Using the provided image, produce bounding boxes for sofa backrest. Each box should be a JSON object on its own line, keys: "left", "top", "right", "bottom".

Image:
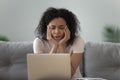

{"left": 0, "top": 41, "right": 120, "bottom": 80}
{"left": 0, "top": 41, "right": 33, "bottom": 80}
{"left": 84, "top": 42, "right": 120, "bottom": 80}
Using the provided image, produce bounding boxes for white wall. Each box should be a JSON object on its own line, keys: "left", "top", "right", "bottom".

{"left": 0, "top": 0, "right": 120, "bottom": 42}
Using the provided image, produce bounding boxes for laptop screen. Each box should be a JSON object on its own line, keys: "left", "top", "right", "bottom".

{"left": 27, "top": 53, "right": 71, "bottom": 80}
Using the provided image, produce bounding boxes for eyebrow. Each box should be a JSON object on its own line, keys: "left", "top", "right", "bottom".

{"left": 59, "top": 25, "right": 65, "bottom": 27}
{"left": 51, "top": 24, "right": 65, "bottom": 26}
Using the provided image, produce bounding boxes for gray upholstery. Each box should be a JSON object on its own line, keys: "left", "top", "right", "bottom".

{"left": 84, "top": 42, "right": 120, "bottom": 80}
{"left": 0, "top": 41, "right": 120, "bottom": 80}
{"left": 0, "top": 41, "right": 33, "bottom": 80}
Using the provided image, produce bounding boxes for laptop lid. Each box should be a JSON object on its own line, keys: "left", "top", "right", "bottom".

{"left": 27, "top": 53, "right": 71, "bottom": 80}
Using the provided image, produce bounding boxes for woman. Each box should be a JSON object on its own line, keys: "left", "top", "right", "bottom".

{"left": 33, "top": 7, "right": 85, "bottom": 79}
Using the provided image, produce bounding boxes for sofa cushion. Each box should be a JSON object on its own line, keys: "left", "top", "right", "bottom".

{"left": 84, "top": 42, "right": 120, "bottom": 80}
{"left": 0, "top": 41, "right": 33, "bottom": 80}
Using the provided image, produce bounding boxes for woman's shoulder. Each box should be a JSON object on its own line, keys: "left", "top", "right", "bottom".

{"left": 33, "top": 37, "right": 49, "bottom": 45}
{"left": 33, "top": 37, "right": 45, "bottom": 44}
{"left": 33, "top": 37, "right": 42, "bottom": 43}
{"left": 74, "top": 36, "right": 84, "bottom": 42}
{"left": 72, "top": 36, "right": 85, "bottom": 46}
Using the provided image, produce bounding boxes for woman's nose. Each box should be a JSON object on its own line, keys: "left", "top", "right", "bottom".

{"left": 54, "top": 29, "right": 60, "bottom": 34}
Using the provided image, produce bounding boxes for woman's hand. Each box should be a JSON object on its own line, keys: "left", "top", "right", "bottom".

{"left": 47, "top": 26, "right": 58, "bottom": 46}
{"left": 47, "top": 26, "right": 58, "bottom": 53}
{"left": 59, "top": 26, "right": 70, "bottom": 46}
{"left": 58, "top": 26, "right": 70, "bottom": 53}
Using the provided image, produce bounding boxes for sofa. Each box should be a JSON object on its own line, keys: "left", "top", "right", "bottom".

{"left": 0, "top": 41, "right": 120, "bottom": 80}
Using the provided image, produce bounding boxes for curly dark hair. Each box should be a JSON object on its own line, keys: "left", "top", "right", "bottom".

{"left": 35, "top": 7, "right": 81, "bottom": 46}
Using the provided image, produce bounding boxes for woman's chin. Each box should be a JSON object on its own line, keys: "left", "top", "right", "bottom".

{"left": 54, "top": 39, "right": 61, "bottom": 42}
{"left": 55, "top": 39, "right": 60, "bottom": 42}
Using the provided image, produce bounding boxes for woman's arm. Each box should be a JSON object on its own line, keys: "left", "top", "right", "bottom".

{"left": 71, "top": 53, "right": 83, "bottom": 77}
{"left": 58, "top": 26, "right": 70, "bottom": 53}
{"left": 33, "top": 38, "right": 44, "bottom": 53}
{"left": 50, "top": 44, "right": 58, "bottom": 53}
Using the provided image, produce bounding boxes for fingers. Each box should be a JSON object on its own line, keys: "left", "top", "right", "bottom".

{"left": 47, "top": 26, "right": 52, "bottom": 40}
{"left": 61, "top": 26, "right": 70, "bottom": 43}
{"left": 65, "top": 26, "right": 70, "bottom": 40}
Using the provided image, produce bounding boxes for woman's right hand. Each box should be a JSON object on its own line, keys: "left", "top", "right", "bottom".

{"left": 47, "top": 26, "right": 58, "bottom": 53}
{"left": 47, "top": 26, "right": 58, "bottom": 46}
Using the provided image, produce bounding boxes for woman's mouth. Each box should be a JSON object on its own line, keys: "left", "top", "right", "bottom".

{"left": 53, "top": 36, "right": 62, "bottom": 40}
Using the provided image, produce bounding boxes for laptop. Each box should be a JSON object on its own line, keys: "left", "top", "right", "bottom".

{"left": 27, "top": 53, "right": 71, "bottom": 80}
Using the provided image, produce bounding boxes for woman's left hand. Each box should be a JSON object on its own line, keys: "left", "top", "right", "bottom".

{"left": 59, "top": 26, "right": 70, "bottom": 46}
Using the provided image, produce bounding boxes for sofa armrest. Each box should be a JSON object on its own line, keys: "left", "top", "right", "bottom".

{"left": 84, "top": 42, "right": 120, "bottom": 80}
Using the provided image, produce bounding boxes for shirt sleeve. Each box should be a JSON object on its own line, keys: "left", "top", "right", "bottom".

{"left": 72, "top": 36, "right": 85, "bottom": 53}
{"left": 33, "top": 38, "right": 44, "bottom": 53}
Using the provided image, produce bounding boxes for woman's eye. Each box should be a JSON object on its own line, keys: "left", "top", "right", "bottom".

{"left": 50, "top": 26, "right": 55, "bottom": 29}
{"left": 59, "top": 27, "right": 65, "bottom": 30}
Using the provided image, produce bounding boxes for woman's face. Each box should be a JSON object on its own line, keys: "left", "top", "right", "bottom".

{"left": 47, "top": 17, "right": 67, "bottom": 42}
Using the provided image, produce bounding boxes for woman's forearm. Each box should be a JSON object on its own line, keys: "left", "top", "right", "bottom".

{"left": 58, "top": 45, "right": 66, "bottom": 53}
{"left": 71, "top": 63, "right": 75, "bottom": 77}
{"left": 50, "top": 45, "right": 58, "bottom": 53}
{"left": 70, "top": 53, "right": 83, "bottom": 77}
{"left": 50, "top": 44, "right": 66, "bottom": 53}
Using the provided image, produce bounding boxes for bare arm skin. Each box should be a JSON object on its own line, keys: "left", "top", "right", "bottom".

{"left": 71, "top": 53, "right": 83, "bottom": 77}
